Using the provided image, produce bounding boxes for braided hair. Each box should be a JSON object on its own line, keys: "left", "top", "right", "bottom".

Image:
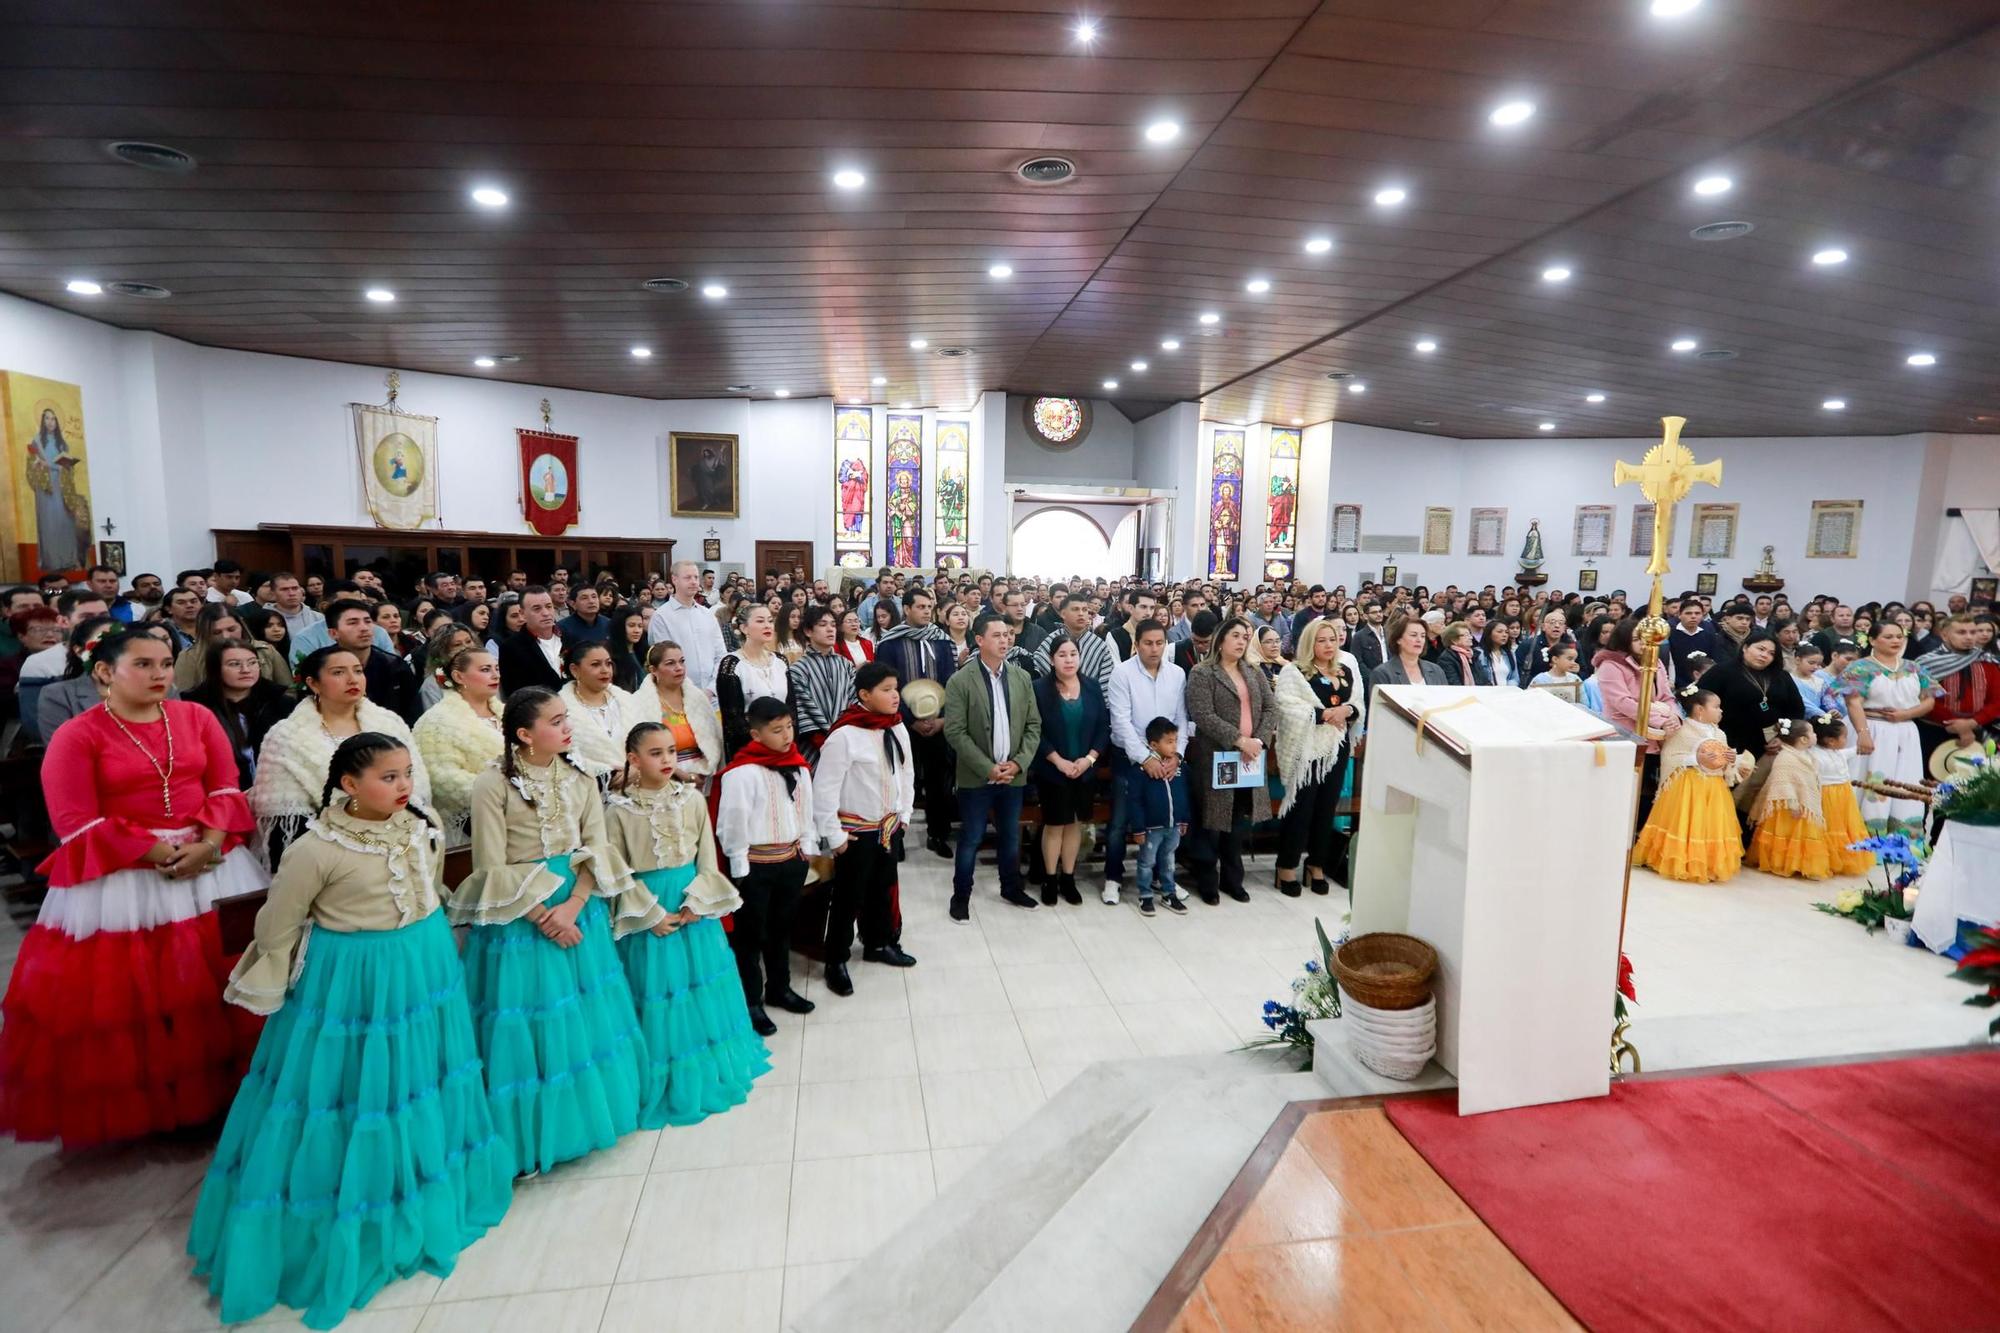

{"left": 319, "top": 731, "right": 438, "bottom": 829}
{"left": 618, "top": 720, "right": 670, "bottom": 792}
{"left": 499, "top": 686, "right": 590, "bottom": 798}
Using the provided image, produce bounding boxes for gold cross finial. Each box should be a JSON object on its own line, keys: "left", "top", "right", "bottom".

{"left": 1613, "top": 416, "right": 1722, "bottom": 576}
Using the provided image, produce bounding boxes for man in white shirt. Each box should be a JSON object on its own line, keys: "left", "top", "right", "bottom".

{"left": 204, "top": 559, "right": 254, "bottom": 606}
{"left": 1104, "top": 619, "right": 1187, "bottom": 904}
{"left": 648, "top": 559, "right": 728, "bottom": 691}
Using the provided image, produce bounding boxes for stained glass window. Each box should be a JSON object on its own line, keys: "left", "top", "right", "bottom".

{"left": 1207, "top": 427, "right": 1246, "bottom": 580}
{"left": 935, "top": 418, "right": 970, "bottom": 563}
{"left": 834, "top": 406, "right": 873, "bottom": 565}
{"left": 1263, "top": 427, "right": 1300, "bottom": 579}
{"left": 886, "top": 412, "right": 923, "bottom": 569}
{"left": 1029, "top": 396, "right": 1086, "bottom": 445}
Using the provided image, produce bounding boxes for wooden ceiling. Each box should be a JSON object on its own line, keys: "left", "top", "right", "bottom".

{"left": 2, "top": 0, "right": 1998, "bottom": 438}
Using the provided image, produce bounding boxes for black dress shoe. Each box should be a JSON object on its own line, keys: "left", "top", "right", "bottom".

{"left": 824, "top": 962, "right": 854, "bottom": 996}
{"left": 1198, "top": 888, "right": 1221, "bottom": 906}
{"left": 863, "top": 944, "right": 918, "bottom": 968}
{"left": 765, "top": 987, "right": 815, "bottom": 1015}
{"left": 1222, "top": 885, "right": 1251, "bottom": 903}
{"left": 1059, "top": 873, "right": 1082, "bottom": 906}
{"left": 949, "top": 895, "right": 970, "bottom": 922}
{"left": 1000, "top": 887, "right": 1040, "bottom": 910}
{"left": 927, "top": 835, "right": 953, "bottom": 859}
{"left": 1279, "top": 879, "right": 1303, "bottom": 898}
{"left": 1041, "top": 880, "right": 1059, "bottom": 906}
{"left": 747, "top": 1005, "right": 777, "bottom": 1037}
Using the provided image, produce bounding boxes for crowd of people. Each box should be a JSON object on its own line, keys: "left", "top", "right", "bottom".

{"left": 0, "top": 550, "right": 1993, "bottom": 1327}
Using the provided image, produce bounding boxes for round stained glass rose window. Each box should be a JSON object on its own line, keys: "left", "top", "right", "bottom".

{"left": 1023, "top": 395, "right": 1093, "bottom": 449}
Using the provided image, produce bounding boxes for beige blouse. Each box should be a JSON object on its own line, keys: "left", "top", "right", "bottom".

{"left": 604, "top": 782, "right": 741, "bottom": 920}
{"left": 223, "top": 805, "right": 446, "bottom": 1015}
{"left": 448, "top": 757, "right": 640, "bottom": 930}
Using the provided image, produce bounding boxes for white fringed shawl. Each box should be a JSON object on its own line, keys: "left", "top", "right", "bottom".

{"left": 1272, "top": 656, "right": 1363, "bottom": 818}
{"left": 559, "top": 681, "right": 647, "bottom": 779}
{"left": 249, "top": 696, "right": 432, "bottom": 859}
{"left": 629, "top": 677, "right": 724, "bottom": 777}
{"left": 411, "top": 688, "right": 504, "bottom": 840}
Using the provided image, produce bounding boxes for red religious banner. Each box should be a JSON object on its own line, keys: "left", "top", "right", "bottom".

{"left": 518, "top": 429, "right": 580, "bottom": 535}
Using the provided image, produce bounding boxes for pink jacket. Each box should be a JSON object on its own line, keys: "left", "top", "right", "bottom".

{"left": 1593, "top": 651, "right": 1681, "bottom": 754}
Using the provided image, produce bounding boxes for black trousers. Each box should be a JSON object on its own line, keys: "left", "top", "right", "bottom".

{"left": 1190, "top": 790, "right": 1251, "bottom": 896}
{"left": 731, "top": 858, "right": 807, "bottom": 1003}
{"left": 825, "top": 835, "right": 899, "bottom": 962}
{"left": 1278, "top": 753, "right": 1350, "bottom": 877}
{"left": 908, "top": 725, "right": 957, "bottom": 835}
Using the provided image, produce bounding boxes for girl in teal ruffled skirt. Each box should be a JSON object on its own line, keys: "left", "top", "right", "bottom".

{"left": 189, "top": 733, "right": 513, "bottom": 1329}
{"left": 606, "top": 723, "right": 769, "bottom": 1127}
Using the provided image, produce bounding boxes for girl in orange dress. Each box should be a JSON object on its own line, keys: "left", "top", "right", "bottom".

{"left": 1813, "top": 712, "right": 1873, "bottom": 877}
{"left": 1633, "top": 687, "right": 1750, "bottom": 882}
{"left": 1747, "top": 717, "right": 1832, "bottom": 879}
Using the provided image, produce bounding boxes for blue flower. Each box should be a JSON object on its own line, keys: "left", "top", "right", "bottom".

{"left": 1262, "top": 999, "right": 1282, "bottom": 1015}
{"left": 1262, "top": 1014, "right": 1281, "bottom": 1030}
{"left": 1304, "top": 960, "right": 1320, "bottom": 974}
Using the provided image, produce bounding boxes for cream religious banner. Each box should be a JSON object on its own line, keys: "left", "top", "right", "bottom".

{"left": 351, "top": 402, "right": 439, "bottom": 530}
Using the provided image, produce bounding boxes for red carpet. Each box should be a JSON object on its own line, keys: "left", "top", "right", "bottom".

{"left": 1385, "top": 1052, "right": 2000, "bottom": 1333}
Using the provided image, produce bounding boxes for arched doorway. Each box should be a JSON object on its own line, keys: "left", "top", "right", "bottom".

{"left": 1011, "top": 506, "right": 1138, "bottom": 580}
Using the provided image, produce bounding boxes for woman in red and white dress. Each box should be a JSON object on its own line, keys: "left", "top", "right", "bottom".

{"left": 0, "top": 630, "right": 268, "bottom": 1147}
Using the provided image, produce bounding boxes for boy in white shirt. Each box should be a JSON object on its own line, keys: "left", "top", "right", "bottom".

{"left": 812, "top": 662, "right": 919, "bottom": 996}
{"left": 713, "top": 695, "right": 817, "bottom": 1034}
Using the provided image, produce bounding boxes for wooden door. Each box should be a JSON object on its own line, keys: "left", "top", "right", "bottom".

{"left": 753, "top": 541, "right": 813, "bottom": 583}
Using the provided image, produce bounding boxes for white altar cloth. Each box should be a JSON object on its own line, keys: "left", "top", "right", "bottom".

{"left": 1911, "top": 820, "right": 2000, "bottom": 955}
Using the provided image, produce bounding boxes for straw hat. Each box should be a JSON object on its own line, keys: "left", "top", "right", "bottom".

{"left": 902, "top": 677, "right": 947, "bottom": 721}
{"left": 1928, "top": 740, "right": 1983, "bottom": 784}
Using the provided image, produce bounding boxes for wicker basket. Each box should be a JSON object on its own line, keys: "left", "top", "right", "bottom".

{"left": 1332, "top": 932, "right": 1438, "bottom": 1012}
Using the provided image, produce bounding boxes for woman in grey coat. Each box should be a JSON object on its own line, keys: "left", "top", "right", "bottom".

{"left": 1185, "top": 616, "right": 1278, "bottom": 905}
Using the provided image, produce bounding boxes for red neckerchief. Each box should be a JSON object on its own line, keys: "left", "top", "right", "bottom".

{"left": 828, "top": 704, "right": 900, "bottom": 736}
{"left": 706, "top": 737, "right": 809, "bottom": 828}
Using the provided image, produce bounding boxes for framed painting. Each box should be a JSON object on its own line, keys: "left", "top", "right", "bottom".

{"left": 1577, "top": 567, "right": 1598, "bottom": 592}
{"left": 1970, "top": 576, "right": 1997, "bottom": 608}
{"left": 669, "top": 431, "right": 739, "bottom": 518}
{"left": 1688, "top": 502, "right": 1738, "bottom": 560}
{"left": 98, "top": 538, "right": 125, "bottom": 576}
{"left": 1381, "top": 564, "right": 1400, "bottom": 585}
{"left": 702, "top": 537, "right": 722, "bottom": 561}
{"left": 0, "top": 372, "right": 95, "bottom": 579}
{"left": 1695, "top": 572, "right": 1719, "bottom": 596}
{"left": 1329, "top": 503, "right": 1361, "bottom": 553}
{"left": 1422, "top": 507, "right": 1452, "bottom": 556}
{"left": 1468, "top": 507, "right": 1507, "bottom": 557}
{"left": 1807, "top": 500, "right": 1862, "bottom": 558}
{"left": 1572, "top": 504, "right": 1613, "bottom": 557}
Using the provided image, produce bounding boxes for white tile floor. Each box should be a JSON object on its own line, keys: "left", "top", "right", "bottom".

{"left": 0, "top": 833, "right": 1980, "bottom": 1332}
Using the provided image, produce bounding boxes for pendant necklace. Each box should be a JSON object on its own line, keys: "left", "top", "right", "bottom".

{"left": 106, "top": 702, "right": 177, "bottom": 816}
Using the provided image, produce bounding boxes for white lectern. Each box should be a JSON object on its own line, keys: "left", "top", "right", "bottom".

{"left": 1352, "top": 685, "right": 1636, "bottom": 1115}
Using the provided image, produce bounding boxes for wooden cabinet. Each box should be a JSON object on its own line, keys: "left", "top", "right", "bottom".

{"left": 214, "top": 525, "right": 675, "bottom": 596}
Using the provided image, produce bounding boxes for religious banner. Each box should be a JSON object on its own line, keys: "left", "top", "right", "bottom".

{"left": 1688, "top": 502, "right": 1738, "bottom": 560}
{"left": 833, "top": 406, "right": 873, "bottom": 566}
{"left": 1572, "top": 504, "right": 1613, "bottom": 557}
{"left": 518, "top": 428, "right": 579, "bottom": 535}
{"left": 886, "top": 412, "right": 923, "bottom": 568}
{"left": 1263, "top": 427, "right": 1300, "bottom": 579}
{"left": 1807, "top": 499, "right": 1862, "bottom": 558}
{"left": 1206, "top": 426, "right": 1245, "bottom": 580}
{"left": 1423, "top": 506, "right": 1453, "bottom": 556}
{"left": 934, "top": 418, "right": 970, "bottom": 566}
{"left": 1469, "top": 506, "right": 1507, "bottom": 557}
{"left": 1329, "top": 503, "right": 1361, "bottom": 553}
{"left": 351, "top": 400, "right": 438, "bottom": 530}
{"left": 0, "top": 371, "right": 94, "bottom": 580}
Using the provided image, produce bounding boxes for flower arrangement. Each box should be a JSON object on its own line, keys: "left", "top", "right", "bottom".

{"left": 1935, "top": 741, "right": 1999, "bottom": 827}
{"left": 1247, "top": 917, "right": 1345, "bottom": 1053}
{"left": 1814, "top": 833, "right": 1923, "bottom": 933}
{"left": 1952, "top": 924, "right": 2000, "bottom": 1037}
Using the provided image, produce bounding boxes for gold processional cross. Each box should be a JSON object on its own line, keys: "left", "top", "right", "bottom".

{"left": 1607, "top": 415, "right": 1721, "bottom": 1076}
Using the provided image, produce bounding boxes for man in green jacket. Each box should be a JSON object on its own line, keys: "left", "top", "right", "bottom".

{"left": 942, "top": 611, "right": 1041, "bottom": 920}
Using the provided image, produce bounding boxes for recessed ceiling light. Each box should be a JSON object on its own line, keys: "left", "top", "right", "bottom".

{"left": 908, "top": 338, "right": 928, "bottom": 349}
{"left": 1198, "top": 311, "right": 1220, "bottom": 325}
{"left": 1671, "top": 338, "right": 1698, "bottom": 352}
{"left": 1907, "top": 352, "right": 1937, "bottom": 366}
{"left": 699, "top": 283, "right": 728, "bottom": 301}
{"left": 1414, "top": 339, "right": 1437, "bottom": 353}
{"left": 831, "top": 168, "right": 867, "bottom": 190}
{"left": 1102, "top": 379, "right": 1120, "bottom": 390}
{"left": 1651, "top": 0, "right": 1701, "bottom": 15}
{"left": 1692, "top": 175, "right": 1732, "bottom": 196}
{"left": 1245, "top": 278, "right": 1271, "bottom": 294}
{"left": 1822, "top": 398, "right": 1846, "bottom": 411}
{"left": 872, "top": 375, "right": 888, "bottom": 386}
{"left": 1373, "top": 186, "right": 1408, "bottom": 206}
{"left": 1489, "top": 100, "right": 1536, "bottom": 127}
{"left": 1130, "top": 360, "right": 1148, "bottom": 372}
{"left": 1586, "top": 392, "right": 1607, "bottom": 403}
{"left": 630, "top": 346, "right": 652, "bottom": 359}
{"left": 774, "top": 388, "right": 790, "bottom": 398}
{"left": 469, "top": 185, "right": 509, "bottom": 208}
{"left": 1161, "top": 338, "right": 1181, "bottom": 351}
{"left": 1303, "top": 236, "right": 1333, "bottom": 255}
{"left": 1811, "top": 247, "right": 1849, "bottom": 266}
{"left": 1347, "top": 382, "right": 1367, "bottom": 394}
{"left": 987, "top": 264, "right": 1013, "bottom": 279}
{"left": 473, "top": 356, "right": 496, "bottom": 369}
{"left": 65, "top": 279, "right": 102, "bottom": 296}
{"left": 1143, "top": 119, "right": 1181, "bottom": 144}
{"left": 1541, "top": 266, "right": 1571, "bottom": 283}
{"left": 364, "top": 287, "right": 395, "bottom": 303}
{"left": 1074, "top": 19, "right": 1098, "bottom": 43}
{"left": 1538, "top": 422, "right": 1556, "bottom": 431}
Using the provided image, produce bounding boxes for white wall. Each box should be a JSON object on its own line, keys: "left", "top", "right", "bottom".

{"left": 1004, "top": 396, "right": 1136, "bottom": 485}
{"left": 1135, "top": 402, "right": 1200, "bottom": 577}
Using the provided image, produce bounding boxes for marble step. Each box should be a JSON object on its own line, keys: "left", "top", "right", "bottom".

{"left": 1629, "top": 1000, "right": 1994, "bottom": 1073}
{"left": 788, "top": 1048, "right": 1311, "bottom": 1333}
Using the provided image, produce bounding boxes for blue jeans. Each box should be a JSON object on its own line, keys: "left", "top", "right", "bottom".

{"left": 953, "top": 783, "right": 1024, "bottom": 900}
{"left": 1102, "top": 758, "right": 1132, "bottom": 882}
{"left": 1135, "top": 825, "right": 1182, "bottom": 901}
